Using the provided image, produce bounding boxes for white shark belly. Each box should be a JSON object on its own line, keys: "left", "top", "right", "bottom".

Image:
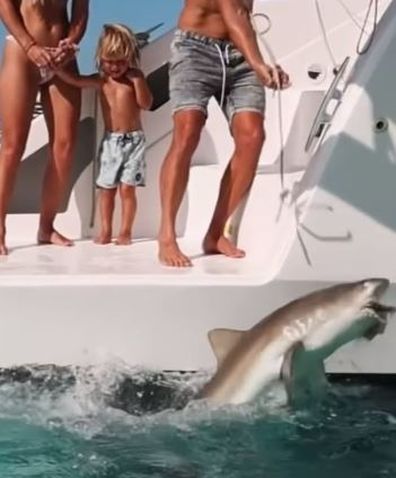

{"left": 303, "top": 316, "right": 373, "bottom": 359}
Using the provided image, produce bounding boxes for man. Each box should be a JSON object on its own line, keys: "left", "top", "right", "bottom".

{"left": 0, "top": 0, "right": 89, "bottom": 255}
{"left": 158, "top": 0, "right": 290, "bottom": 267}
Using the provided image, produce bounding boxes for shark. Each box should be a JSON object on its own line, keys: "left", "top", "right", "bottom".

{"left": 198, "top": 278, "right": 395, "bottom": 406}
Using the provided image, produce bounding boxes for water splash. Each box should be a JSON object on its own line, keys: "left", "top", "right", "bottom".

{"left": 1, "top": 364, "right": 396, "bottom": 477}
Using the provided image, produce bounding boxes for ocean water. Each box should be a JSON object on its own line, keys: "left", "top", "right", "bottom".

{"left": 0, "top": 364, "right": 396, "bottom": 478}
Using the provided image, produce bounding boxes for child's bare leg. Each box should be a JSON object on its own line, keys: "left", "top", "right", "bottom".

{"left": 95, "top": 188, "right": 116, "bottom": 244}
{"left": 0, "top": 41, "right": 39, "bottom": 255}
{"left": 115, "top": 183, "right": 136, "bottom": 245}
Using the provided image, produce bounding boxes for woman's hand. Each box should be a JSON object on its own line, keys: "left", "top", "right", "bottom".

{"left": 25, "top": 43, "right": 56, "bottom": 69}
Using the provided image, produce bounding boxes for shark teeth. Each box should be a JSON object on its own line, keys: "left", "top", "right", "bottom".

{"left": 364, "top": 302, "right": 396, "bottom": 322}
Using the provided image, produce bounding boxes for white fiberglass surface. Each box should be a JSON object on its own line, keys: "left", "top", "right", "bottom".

{"left": 0, "top": 239, "right": 275, "bottom": 286}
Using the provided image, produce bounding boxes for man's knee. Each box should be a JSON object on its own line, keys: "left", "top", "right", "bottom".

{"left": 172, "top": 113, "right": 205, "bottom": 156}
{"left": 235, "top": 124, "right": 265, "bottom": 149}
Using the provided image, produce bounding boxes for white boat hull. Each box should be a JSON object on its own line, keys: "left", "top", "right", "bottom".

{"left": 1, "top": 0, "right": 395, "bottom": 373}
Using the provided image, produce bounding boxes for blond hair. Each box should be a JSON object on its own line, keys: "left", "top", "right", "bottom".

{"left": 95, "top": 23, "right": 140, "bottom": 70}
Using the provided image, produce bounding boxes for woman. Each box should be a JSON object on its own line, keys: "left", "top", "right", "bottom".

{"left": 0, "top": 0, "right": 89, "bottom": 255}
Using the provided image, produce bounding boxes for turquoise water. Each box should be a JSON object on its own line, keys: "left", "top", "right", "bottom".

{"left": 0, "top": 365, "right": 396, "bottom": 478}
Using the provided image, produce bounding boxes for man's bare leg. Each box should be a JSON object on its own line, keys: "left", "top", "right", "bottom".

{"left": 39, "top": 74, "right": 81, "bottom": 246}
{"left": 0, "top": 41, "right": 39, "bottom": 255}
{"left": 158, "top": 110, "right": 205, "bottom": 267}
{"left": 115, "top": 183, "right": 136, "bottom": 245}
{"left": 203, "top": 112, "right": 265, "bottom": 257}
{"left": 95, "top": 188, "right": 116, "bottom": 244}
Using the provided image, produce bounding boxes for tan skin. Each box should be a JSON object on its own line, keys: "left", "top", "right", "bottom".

{"left": 0, "top": 0, "right": 89, "bottom": 255}
{"left": 55, "top": 58, "right": 153, "bottom": 245}
{"left": 158, "top": 0, "right": 290, "bottom": 267}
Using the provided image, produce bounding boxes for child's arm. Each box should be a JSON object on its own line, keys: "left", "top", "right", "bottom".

{"left": 55, "top": 69, "right": 101, "bottom": 89}
{"left": 128, "top": 68, "right": 153, "bottom": 110}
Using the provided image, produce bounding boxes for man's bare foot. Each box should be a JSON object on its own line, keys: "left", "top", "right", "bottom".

{"left": 203, "top": 235, "right": 245, "bottom": 258}
{"left": 94, "top": 232, "right": 112, "bottom": 245}
{"left": 158, "top": 240, "right": 192, "bottom": 267}
{"left": 115, "top": 234, "right": 132, "bottom": 246}
{"left": 38, "top": 229, "right": 74, "bottom": 247}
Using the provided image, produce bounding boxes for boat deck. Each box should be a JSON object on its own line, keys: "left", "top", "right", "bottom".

{"left": 0, "top": 239, "right": 271, "bottom": 286}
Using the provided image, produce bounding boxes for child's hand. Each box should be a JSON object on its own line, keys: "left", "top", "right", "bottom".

{"left": 53, "top": 39, "right": 79, "bottom": 67}
{"left": 58, "top": 38, "right": 79, "bottom": 53}
{"left": 128, "top": 67, "right": 144, "bottom": 79}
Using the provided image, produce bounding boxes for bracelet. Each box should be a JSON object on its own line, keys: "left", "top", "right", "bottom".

{"left": 24, "top": 40, "right": 36, "bottom": 53}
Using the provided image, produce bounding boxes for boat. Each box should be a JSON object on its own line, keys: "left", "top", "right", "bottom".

{"left": 1, "top": 0, "right": 395, "bottom": 374}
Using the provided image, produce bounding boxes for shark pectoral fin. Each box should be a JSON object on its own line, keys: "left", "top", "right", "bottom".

{"left": 364, "top": 319, "right": 387, "bottom": 340}
{"left": 208, "top": 328, "right": 245, "bottom": 367}
{"left": 281, "top": 343, "right": 327, "bottom": 406}
{"left": 280, "top": 342, "right": 306, "bottom": 404}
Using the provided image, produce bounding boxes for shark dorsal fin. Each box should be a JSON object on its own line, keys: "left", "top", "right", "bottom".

{"left": 208, "top": 328, "right": 244, "bottom": 367}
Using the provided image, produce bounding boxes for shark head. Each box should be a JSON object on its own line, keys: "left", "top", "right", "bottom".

{"left": 347, "top": 278, "right": 394, "bottom": 322}
{"left": 313, "top": 278, "right": 393, "bottom": 322}
{"left": 302, "top": 278, "right": 395, "bottom": 355}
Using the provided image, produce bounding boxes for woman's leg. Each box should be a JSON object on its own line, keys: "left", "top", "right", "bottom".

{"left": 0, "top": 40, "right": 39, "bottom": 255}
{"left": 39, "top": 70, "right": 81, "bottom": 246}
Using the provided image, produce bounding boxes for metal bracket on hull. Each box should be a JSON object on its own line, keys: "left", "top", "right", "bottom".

{"left": 305, "top": 56, "right": 350, "bottom": 153}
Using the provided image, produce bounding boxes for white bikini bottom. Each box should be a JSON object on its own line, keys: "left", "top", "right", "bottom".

{"left": 6, "top": 35, "right": 54, "bottom": 85}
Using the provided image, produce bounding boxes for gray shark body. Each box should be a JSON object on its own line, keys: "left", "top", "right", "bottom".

{"left": 199, "top": 279, "right": 395, "bottom": 405}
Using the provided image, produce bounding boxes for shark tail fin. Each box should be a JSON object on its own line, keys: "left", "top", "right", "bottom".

{"left": 208, "top": 328, "right": 245, "bottom": 367}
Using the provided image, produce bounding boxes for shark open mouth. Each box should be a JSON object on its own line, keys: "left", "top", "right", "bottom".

{"left": 364, "top": 301, "right": 396, "bottom": 323}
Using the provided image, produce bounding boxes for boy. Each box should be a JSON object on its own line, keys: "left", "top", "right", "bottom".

{"left": 55, "top": 23, "right": 152, "bottom": 245}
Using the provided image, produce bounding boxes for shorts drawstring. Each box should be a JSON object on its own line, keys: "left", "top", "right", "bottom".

{"left": 114, "top": 132, "right": 143, "bottom": 148}
{"left": 117, "top": 133, "right": 130, "bottom": 148}
{"left": 214, "top": 43, "right": 231, "bottom": 109}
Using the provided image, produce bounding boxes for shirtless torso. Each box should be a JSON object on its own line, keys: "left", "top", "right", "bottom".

{"left": 179, "top": 0, "right": 253, "bottom": 39}
{"left": 17, "top": 0, "right": 70, "bottom": 48}
{"left": 99, "top": 76, "right": 144, "bottom": 133}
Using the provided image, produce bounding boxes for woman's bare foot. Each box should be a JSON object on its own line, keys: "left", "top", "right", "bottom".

{"left": 115, "top": 234, "right": 132, "bottom": 246}
{"left": 94, "top": 232, "right": 112, "bottom": 245}
{"left": 203, "top": 235, "right": 245, "bottom": 258}
{"left": 158, "top": 239, "right": 192, "bottom": 267}
{"left": 0, "top": 238, "right": 8, "bottom": 256}
{"left": 38, "top": 229, "right": 74, "bottom": 247}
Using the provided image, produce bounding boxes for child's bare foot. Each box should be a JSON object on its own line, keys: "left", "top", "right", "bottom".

{"left": 115, "top": 234, "right": 132, "bottom": 246}
{"left": 158, "top": 239, "right": 192, "bottom": 267}
{"left": 94, "top": 232, "right": 112, "bottom": 245}
{"left": 38, "top": 229, "right": 74, "bottom": 247}
{"left": 203, "top": 234, "right": 245, "bottom": 258}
